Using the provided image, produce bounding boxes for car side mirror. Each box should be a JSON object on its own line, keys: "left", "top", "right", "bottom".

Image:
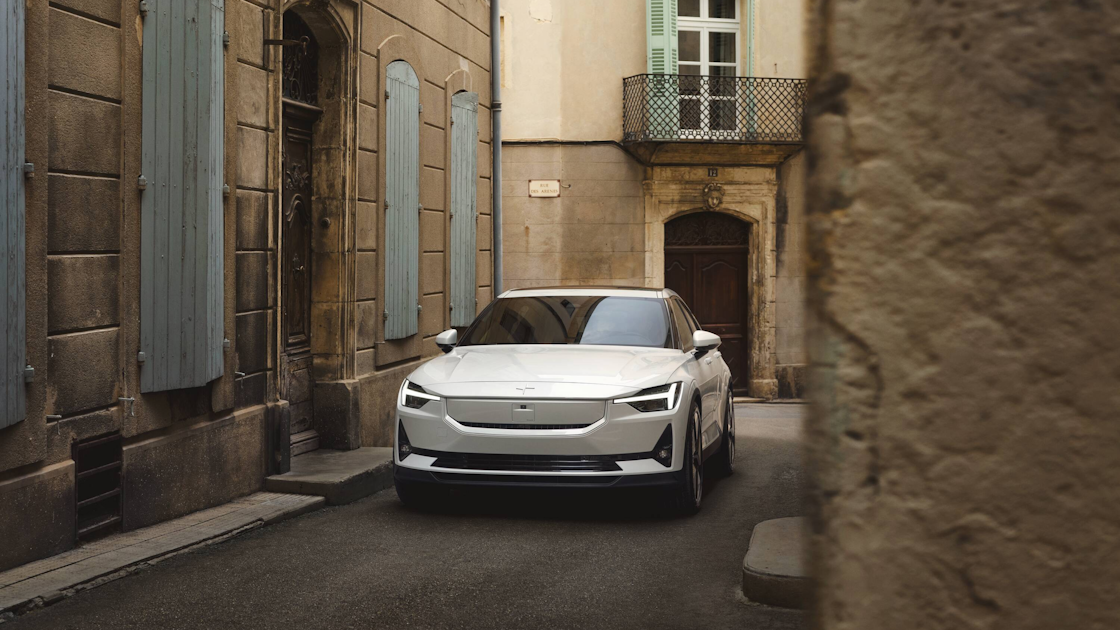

{"left": 692, "top": 330, "right": 721, "bottom": 355}
{"left": 435, "top": 329, "right": 458, "bottom": 353}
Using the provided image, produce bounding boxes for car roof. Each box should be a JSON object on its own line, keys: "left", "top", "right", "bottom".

{"left": 498, "top": 286, "right": 679, "bottom": 299}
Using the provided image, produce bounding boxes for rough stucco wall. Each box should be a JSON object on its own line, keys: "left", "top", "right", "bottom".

{"left": 806, "top": 1, "right": 1120, "bottom": 629}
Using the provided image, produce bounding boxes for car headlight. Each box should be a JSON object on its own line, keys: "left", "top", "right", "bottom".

{"left": 399, "top": 379, "right": 440, "bottom": 409}
{"left": 613, "top": 382, "right": 681, "bottom": 413}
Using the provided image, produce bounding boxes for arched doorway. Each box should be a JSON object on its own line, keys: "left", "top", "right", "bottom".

{"left": 664, "top": 212, "right": 751, "bottom": 390}
{"left": 281, "top": 10, "right": 322, "bottom": 455}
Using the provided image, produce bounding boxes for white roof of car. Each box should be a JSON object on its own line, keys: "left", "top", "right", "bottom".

{"left": 499, "top": 286, "right": 678, "bottom": 299}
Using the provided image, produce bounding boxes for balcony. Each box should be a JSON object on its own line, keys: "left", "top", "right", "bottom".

{"left": 621, "top": 74, "right": 807, "bottom": 166}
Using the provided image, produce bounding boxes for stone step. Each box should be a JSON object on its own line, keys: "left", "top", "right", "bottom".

{"left": 264, "top": 447, "right": 394, "bottom": 506}
{"left": 741, "top": 516, "right": 809, "bottom": 609}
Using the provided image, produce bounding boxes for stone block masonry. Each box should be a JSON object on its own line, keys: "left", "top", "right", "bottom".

{"left": 805, "top": 0, "right": 1120, "bottom": 628}
{"left": 0, "top": 0, "right": 494, "bottom": 575}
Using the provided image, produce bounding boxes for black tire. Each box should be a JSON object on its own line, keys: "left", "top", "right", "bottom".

{"left": 711, "top": 392, "right": 736, "bottom": 477}
{"left": 669, "top": 400, "right": 704, "bottom": 516}
{"left": 394, "top": 473, "right": 436, "bottom": 510}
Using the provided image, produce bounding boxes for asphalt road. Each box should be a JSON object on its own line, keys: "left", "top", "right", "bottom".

{"left": 12, "top": 404, "right": 807, "bottom": 630}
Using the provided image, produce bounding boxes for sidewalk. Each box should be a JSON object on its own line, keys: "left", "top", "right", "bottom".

{"left": 0, "top": 492, "right": 323, "bottom": 619}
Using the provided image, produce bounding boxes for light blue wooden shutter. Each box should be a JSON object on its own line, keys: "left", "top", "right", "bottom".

{"left": 647, "top": 0, "right": 679, "bottom": 139}
{"left": 139, "top": 0, "right": 225, "bottom": 393}
{"left": 385, "top": 61, "right": 420, "bottom": 340}
{"left": 0, "top": 1, "right": 26, "bottom": 429}
{"left": 449, "top": 92, "right": 478, "bottom": 327}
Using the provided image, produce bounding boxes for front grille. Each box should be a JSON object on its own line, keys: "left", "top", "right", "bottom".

{"left": 457, "top": 421, "right": 596, "bottom": 430}
{"left": 431, "top": 472, "right": 622, "bottom": 486}
{"left": 413, "top": 448, "right": 650, "bottom": 472}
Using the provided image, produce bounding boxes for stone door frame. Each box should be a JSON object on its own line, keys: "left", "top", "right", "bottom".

{"left": 643, "top": 172, "right": 780, "bottom": 399}
{"left": 274, "top": 0, "right": 362, "bottom": 448}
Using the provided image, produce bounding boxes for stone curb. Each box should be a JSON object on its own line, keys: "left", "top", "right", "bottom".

{"left": 264, "top": 447, "right": 395, "bottom": 505}
{"left": 0, "top": 492, "right": 325, "bottom": 620}
{"left": 741, "top": 517, "right": 810, "bottom": 609}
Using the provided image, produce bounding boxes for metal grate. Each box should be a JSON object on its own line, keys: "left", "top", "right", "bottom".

{"left": 622, "top": 74, "right": 806, "bottom": 143}
{"left": 413, "top": 448, "right": 656, "bottom": 473}
{"left": 73, "top": 432, "right": 123, "bottom": 541}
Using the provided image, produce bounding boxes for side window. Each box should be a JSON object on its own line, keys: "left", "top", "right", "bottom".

{"left": 669, "top": 299, "right": 694, "bottom": 351}
{"left": 677, "top": 297, "right": 702, "bottom": 332}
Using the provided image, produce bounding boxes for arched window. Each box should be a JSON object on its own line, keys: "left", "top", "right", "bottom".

{"left": 384, "top": 60, "right": 420, "bottom": 339}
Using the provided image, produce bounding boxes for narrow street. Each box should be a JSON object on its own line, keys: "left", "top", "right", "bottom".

{"left": 11, "top": 404, "right": 806, "bottom": 630}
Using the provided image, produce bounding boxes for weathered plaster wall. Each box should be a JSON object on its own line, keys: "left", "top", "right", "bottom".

{"left": 806, "top": 1, "right": 1120, "bottom": 628}
{"left": 501, "top": 0, "right": 645, "bottom": 142}
{"left": 501, "top": 144, "right": 646, "bottom": 289}
{"left": 752, "top": 0, "right": 806, "bottom": 78}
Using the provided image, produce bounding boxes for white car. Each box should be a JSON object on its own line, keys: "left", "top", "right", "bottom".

{"left": 394, "top": 286, "right": 735, "bottom": 514}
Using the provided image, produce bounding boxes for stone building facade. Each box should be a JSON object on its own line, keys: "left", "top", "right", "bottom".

{"left": 0, "top": 0, "right": 493, "bottom": 572}
{"left": 499, "top": 0, "right": 807, "bottom": 399}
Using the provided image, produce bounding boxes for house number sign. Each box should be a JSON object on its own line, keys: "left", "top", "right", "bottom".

{"left": 529, "top": 180, "right": 561, "bottom": 198}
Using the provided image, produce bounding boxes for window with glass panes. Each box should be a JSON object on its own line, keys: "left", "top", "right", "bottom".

{"left": 678, "top": 0, "right": 740, "bottom": 134}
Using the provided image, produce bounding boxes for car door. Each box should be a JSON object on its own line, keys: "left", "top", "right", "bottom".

{"left": 672, "top": 298, "right": 721, "bottom": 451}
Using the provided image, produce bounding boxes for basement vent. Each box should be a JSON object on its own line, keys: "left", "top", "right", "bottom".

{"left": 72, "top": 432, "right": 123, "bottom": 541}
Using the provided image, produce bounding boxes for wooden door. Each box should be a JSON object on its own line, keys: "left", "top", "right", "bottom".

{"left": 281, "top": 12, "right": 321, "bottom": 456}
{"left": 664, "top": 212, "right": 751, "bottom": 389}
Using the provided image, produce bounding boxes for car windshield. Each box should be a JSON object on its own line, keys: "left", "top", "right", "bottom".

{"left": 459, "top": 296, "right": 673, "bottom": 348}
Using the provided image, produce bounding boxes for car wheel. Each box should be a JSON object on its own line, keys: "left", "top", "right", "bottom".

{"left": 712, "top": 392, "right": 735, "bottom": 477}
{"left": 669, "top": 400, "right": 704, "bottom": 516}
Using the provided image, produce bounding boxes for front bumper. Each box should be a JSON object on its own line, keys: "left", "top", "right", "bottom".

{"left": 394, "top": 464, "right": 682, "bottom": 489}
{"left": 395, "top": 391, "right": 691, "bottom": 479}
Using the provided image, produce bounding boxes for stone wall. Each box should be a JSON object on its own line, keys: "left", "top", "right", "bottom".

{"left": 775, "top": 152, "right": 806, "bottom": 398}
{"left": 0, "top": 0, "right": 493, "bottom": 572}
{"left": 502, "top": 144, "right": 646, "bottom": 289}
{"left": 806, "top": 0, "right": 1120, "bottom": 628}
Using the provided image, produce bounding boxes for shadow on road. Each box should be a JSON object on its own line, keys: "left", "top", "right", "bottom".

{"left": 392, "top": 459, "right": 745, "bottom": 524}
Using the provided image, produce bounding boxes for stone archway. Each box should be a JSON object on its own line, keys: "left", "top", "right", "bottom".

{"left": 644, "top": 173, "right": 780, "bottom": 399}
{"left": 277, "top": 1, "right": 360, "bottom": 452}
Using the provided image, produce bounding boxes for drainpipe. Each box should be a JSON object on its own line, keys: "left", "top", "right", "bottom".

{"left": 490, "top": 0, "right": 503, "bottom": 295}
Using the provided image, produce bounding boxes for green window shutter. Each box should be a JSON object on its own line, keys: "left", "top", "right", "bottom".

{"left": 385, "top": 61, "right": 420, "bottom": 340}
{"left": 139, "top": 0, "right": 226, "bottom": 393}
{"left": 0, "top": 0, "right": 26, "bottom": 429}
{"left": 647, "top": 0, "right": 679, "bottom": 139}
{"left": 450, "top": 92, "right": 478, "bottom": 327}
{"left": 647, "top": 0, "right": 678, "bottom": 74}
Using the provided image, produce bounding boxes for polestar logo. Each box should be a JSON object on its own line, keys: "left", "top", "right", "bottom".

{"left": 515, "top": 386, "right": 535, "bottom": 395}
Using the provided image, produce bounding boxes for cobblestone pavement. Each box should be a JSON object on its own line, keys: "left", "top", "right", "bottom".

{"left": 10, "top": 404, "right": 808, "bottom": 630}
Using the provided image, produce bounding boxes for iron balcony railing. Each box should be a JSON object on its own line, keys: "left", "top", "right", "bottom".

{"left": 622, "top": 74, "right": 807, "bottom": 143}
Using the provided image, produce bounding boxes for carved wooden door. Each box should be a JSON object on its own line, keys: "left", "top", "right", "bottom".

{"left": 664, "top": 212, "right": 751, "bottom": 390}
{"left": 280, "top": 11, "right": 321, "bottom": 456}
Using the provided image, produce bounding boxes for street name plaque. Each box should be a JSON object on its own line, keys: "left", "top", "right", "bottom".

{"left": 528, "top": 180, "right": 561, "bottom": 197}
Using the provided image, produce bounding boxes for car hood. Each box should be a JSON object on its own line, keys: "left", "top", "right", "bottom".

{"left": 408, "top": 344, "right": 690, "bottom": 399}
